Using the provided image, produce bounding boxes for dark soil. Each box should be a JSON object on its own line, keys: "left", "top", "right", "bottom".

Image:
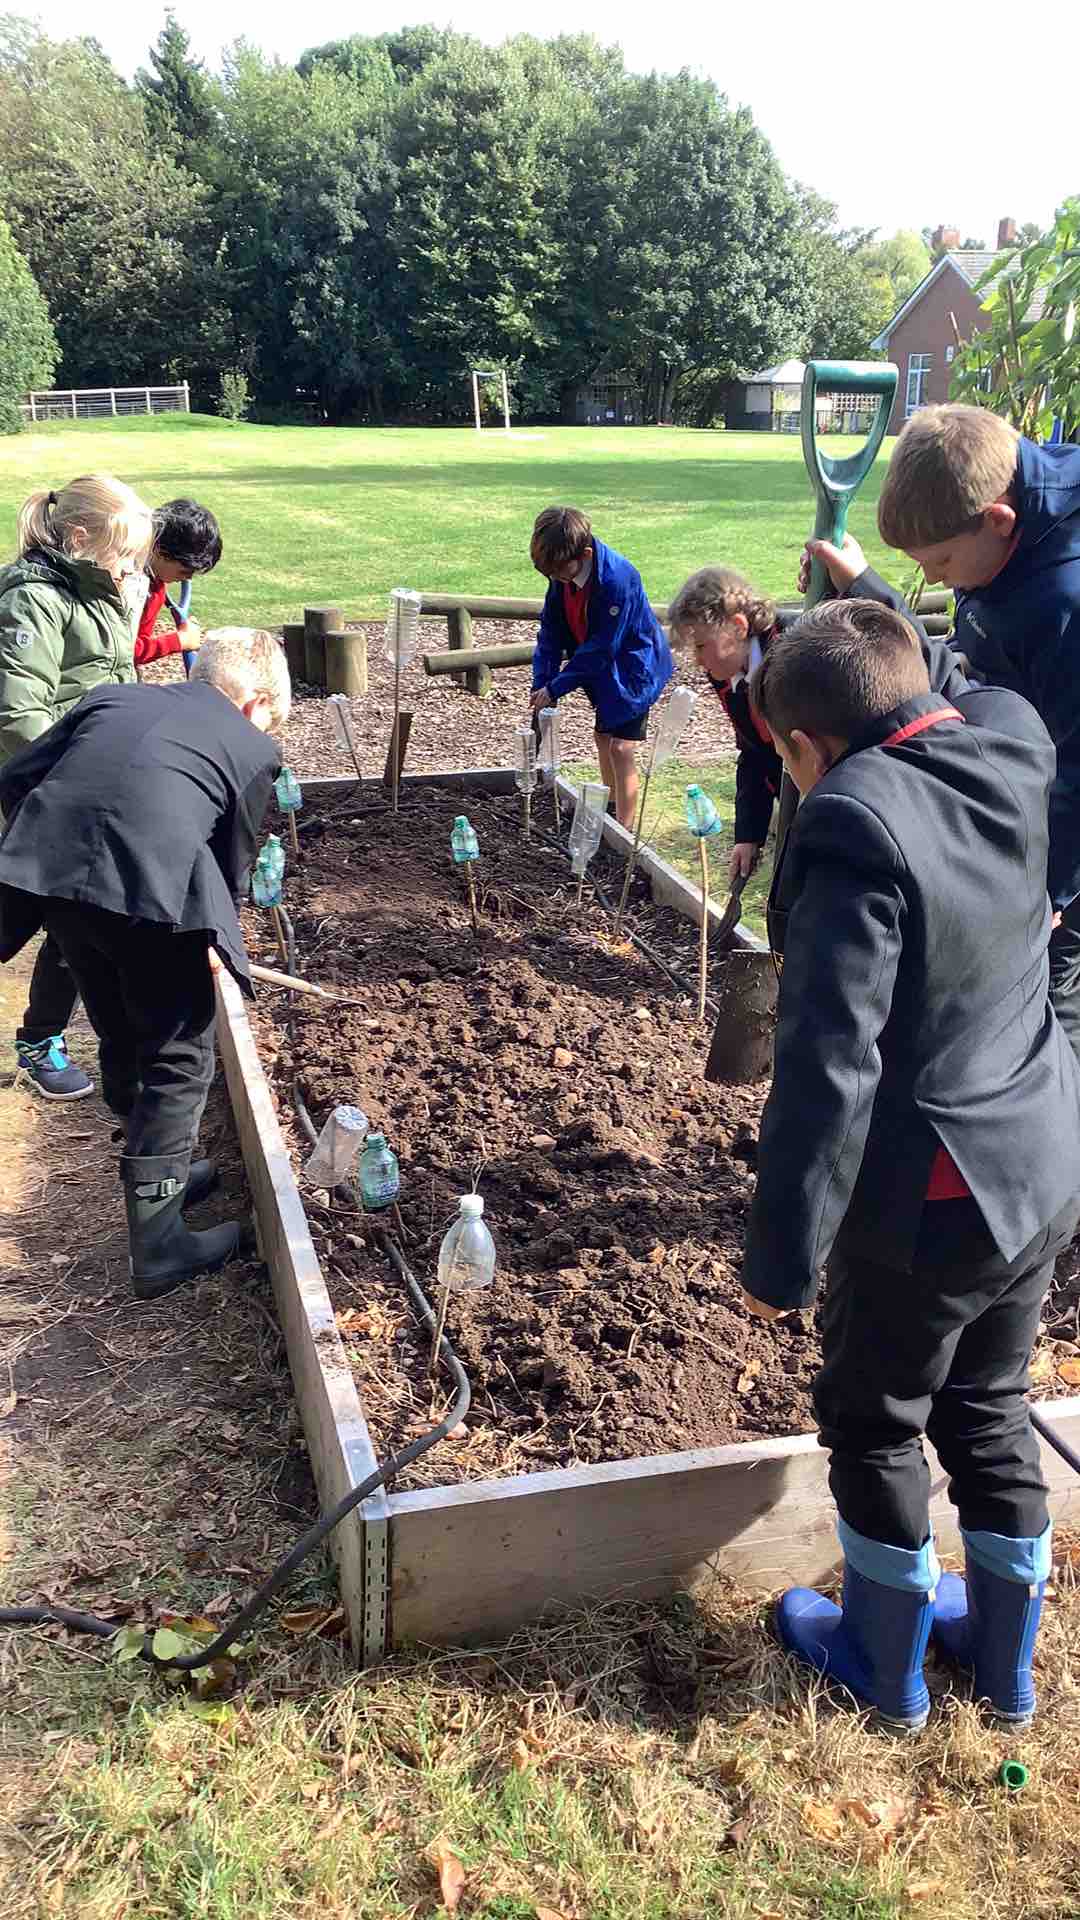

{"left": 247, "top": 779, "right": 1080, "bottom": 1494}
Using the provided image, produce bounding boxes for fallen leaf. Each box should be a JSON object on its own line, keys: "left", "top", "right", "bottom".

{"left": 0, "top": 1392, "right": 17, "bottom": 1417}
{"left": 534, "top": 1907, "right": 574, "bottom": 1920}
{"left": 425, "top": 1839, "right": 466, "bottom": 1914}
{"left": 510, "top": 1737, "right": 532, "bottom": 1773}
{"left": 647, "top": 1245, "right": 665, "bottom": 1266}
{"left": 801, "top": 1799, "right": 845, "bottom": 1841}
{"left": 280, "top": 1606, "right": 336, "bottom": 1637}
{"left": 906, "top": 1881, "right": 944, "bottom": 1902}
{"left": 1057, "top": 1356, "right": 1080, "bottom": 1385}
{"left": 736, "top": 1360, "right": 761, "bottom": 1396}
{"left": 1029, "top": 1346, "right": 1056, "bottom": 1385}
{"left": 839, "top": 1796, "right": 909, "bottom": 1836}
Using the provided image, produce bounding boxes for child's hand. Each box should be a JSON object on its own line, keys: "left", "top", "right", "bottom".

{"left": 730, "top": 842, "right": 760, "bottom": 884}
{"left": 207, "top": 946, "right": 222, "bottom": 974}
{"left": 178, "top": 618, "right": 203, "bottom": 650}
{"left": 741, "top": 1287, "right": 786, "bottom": 1321}
{"left": 797, "top": 534, "right": 867, "bottom": 596}
{"left": 529, "top": 686, "right": 552, "bottom": 716}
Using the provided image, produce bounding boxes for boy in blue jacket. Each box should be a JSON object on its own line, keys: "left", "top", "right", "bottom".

{"left": 528, "top": 506, "right": 673, "bottom": 826}
{"left": 877, "top": 405, "right": 1080, "bottom": 1061}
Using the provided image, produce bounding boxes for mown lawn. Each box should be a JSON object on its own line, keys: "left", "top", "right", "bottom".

{"left": 0, "top": 414, "right": 906, "bottom": 629}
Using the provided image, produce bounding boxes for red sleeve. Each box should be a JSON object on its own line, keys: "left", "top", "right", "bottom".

{"left": 134, "top": 578, "right": 183, "bottom": 665}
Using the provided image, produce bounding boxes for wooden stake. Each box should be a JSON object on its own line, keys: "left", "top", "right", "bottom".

{"left": 697, "top": 838, "right": 709, "bottom": 1022}
{"left": 523, "top": 790, "right": 532, "bottom": 841}
{"left": 552, "top": 784, "right": 562, "bottom": 833}
{"left": 383, "top": 710, "right": 413, "bottom": 790}
{"left": 429, "top": 1282, "right": 451, "bottom": 1378}
{"left": 575, "top": 869, "right": 585, "bottom": 909}
{"left": 270, "top": 905, "right": 289, "bottom": 966}
{"left": 465, "top": 864, "right": 480, "bottom": 936}
{"left": 613, "top": 766, "right": 653, "bottom": 939}
{"left": 286, "top": 810, "right": 300, "bottom": 856}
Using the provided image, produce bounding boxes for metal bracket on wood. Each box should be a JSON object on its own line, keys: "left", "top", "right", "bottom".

{"left": 362, "top": 1511, "right": 389, "bottom": 1663}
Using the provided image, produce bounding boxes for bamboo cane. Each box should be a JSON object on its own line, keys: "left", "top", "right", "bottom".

{"left": 465, "top": 864, "right": 479, "bottom": 936}
{"left": 697, "top": 837, "right": 709, "bottom": 1022}
{"left": 286, "top": 810, "right": 300, "bottom": 856}
{"left": 270, "top": 905, "right": 289, "bottom": 966}
{"left": 613, "top": 766, "right": 653, "bottom": 939}
{"left": 523, "top": 789, "right": 532, "bottom": 841}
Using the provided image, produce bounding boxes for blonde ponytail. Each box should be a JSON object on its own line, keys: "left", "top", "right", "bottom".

{"left": 17, "top": 474, "right": 154, "bottom": 579}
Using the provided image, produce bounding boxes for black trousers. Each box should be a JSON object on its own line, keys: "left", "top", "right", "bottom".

{"left": 814, "top": 1196, "right": 1078, "bottom": 1551}
{"left": 43, "top": 900, "right": 217, "bottom": 1162}
{"left": 15, "top": 933, "right": 80, "bottom": 1045}
{"left": 1049, "top": 895, "right": 1080, "bottom": 1069}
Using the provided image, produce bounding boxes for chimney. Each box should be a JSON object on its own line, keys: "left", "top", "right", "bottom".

{"left": 932, "top": 224, "right": 961, "bottom": 253}
{"left": 997, "top": 215, "right": 1018, "bottom": 249}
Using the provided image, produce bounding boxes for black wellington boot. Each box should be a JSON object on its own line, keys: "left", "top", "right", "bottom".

{"left": 184, "top": 1159, "right": 219, "bottom": 1208}
{"left": 122, "top": 1154, "right": 240, "bottom": 1301}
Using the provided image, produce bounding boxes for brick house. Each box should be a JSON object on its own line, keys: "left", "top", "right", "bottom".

{"left": 872, "top": 218, "right": 1034, "bottom": 435}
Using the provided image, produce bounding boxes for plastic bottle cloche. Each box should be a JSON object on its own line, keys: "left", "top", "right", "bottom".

{"left": 357, "top": 1132, "right": 400, "bottom": 1211}
{"left": 437, "top": 1193, "right": 496, "bottom": 1292}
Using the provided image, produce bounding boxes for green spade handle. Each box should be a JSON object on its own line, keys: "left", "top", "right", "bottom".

{"left": 800, "top": 360, "right": 898, "bottom": 606}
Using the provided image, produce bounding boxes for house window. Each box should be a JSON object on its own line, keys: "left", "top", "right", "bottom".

{"left": 906, "top": 353, "right": 932, "bottom": 416}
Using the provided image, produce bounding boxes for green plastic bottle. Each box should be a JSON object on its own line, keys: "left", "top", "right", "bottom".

{"left": 357, "top": 1132, "right": 400, "bottom": 1211}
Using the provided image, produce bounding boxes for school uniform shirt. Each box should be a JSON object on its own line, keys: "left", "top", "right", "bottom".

{"left": 744, "top": 679, "right": 1080, "bottom": 1312}
{"left": 950, "top": 436, "right": 1080, "bottom": 909}
{"left": 531, "top": 538, "right": 673, "bottom": 731}
{"left": 0, "top": 679, "right": 279, "bottom": 992}
{"left": 135, "top": 575, "right": 187, "bottom": 665}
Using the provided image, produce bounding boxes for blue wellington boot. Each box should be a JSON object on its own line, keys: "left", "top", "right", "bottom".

{"left": 931, "top": 1527, "right": 1050, "bottom": 1727}
{"left": 776, "top": 1521, "right": 937, "bottom": 1731}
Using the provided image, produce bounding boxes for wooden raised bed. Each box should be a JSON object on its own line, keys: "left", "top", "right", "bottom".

{"left": 216, "top": 770, "right": 1080, "bottom": 1659}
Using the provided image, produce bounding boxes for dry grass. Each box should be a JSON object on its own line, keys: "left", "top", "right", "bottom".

{"left": 5, "top": 1556, "right": 1080, "bottom": 1920}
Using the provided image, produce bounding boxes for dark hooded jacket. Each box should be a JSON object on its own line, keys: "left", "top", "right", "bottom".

{"left": 952, "top": 437, "right": 1080, "bottom": 908}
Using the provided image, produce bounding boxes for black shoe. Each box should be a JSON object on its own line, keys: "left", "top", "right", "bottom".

{"left": 16, "top": 1035, "right": 94, "bottom": 1101}
{"left": 121, "top": 1154, "right": 240, "bottom": 1301}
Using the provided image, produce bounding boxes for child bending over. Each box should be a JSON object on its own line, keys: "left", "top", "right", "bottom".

{"left": 0, "top": 628, "right": 289, "bottom": 1300}
{"left": 0, "top": 474, "right": 152, "bottom": 1100}
{"left": 135, "top": 498, "right": 223, "bottom": 667}
{"left": 528, "top": 506, "right": 673, "bottom": 827}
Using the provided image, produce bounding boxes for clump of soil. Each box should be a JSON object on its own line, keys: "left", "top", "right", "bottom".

{"left": 249, "top": 780, "right": 1080, "bottom": 1491}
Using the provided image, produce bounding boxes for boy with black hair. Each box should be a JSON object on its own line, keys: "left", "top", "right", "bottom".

{"left": 135, "top": 498, "right": 223, "bottom": 667}
{"left": 876, "top": 403, "right": 1080, "bottom": 1060}
{"left": 0, "top": 628, "right": 288, "bottom": 1301}
{"left": 528, "top": 506, "right": 673, "bottom": 827}
{"left": 741, "top": 597, "right": 1080, "bottom": 1732}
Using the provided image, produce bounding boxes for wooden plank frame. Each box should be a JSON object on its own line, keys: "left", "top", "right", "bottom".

{"left": 218, "top": 769, "right": 1080, "bottom": 1658}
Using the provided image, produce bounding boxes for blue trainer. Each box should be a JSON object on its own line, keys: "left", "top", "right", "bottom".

{"left": 15, "top": 1035, "right": 94, "bottom": 1101}
{"left": 776, "top": 1521, "right": 938, "bottom": 1732}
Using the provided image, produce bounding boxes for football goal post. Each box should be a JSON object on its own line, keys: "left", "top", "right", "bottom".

{"left": 471, "top": 368, "right": 511, "bottom": 432}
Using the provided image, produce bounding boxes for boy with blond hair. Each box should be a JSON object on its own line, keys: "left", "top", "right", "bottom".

{"left": 876, "top": 403, "right": 1080, "bottom": 1056}
{"left": 0, "top": 628, "right": 289, "bottom": 1299}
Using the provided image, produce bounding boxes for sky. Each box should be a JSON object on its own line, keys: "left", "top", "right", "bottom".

{"left": 42, "top": 0, "right": 1080, "bottom": 245}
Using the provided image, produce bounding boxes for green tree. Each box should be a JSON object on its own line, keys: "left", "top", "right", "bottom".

{"left": 857, "top": 229, "right": 930, "bottom": 304}
{"left": 790, "top": 192, "right": 892, "bottom": 361}
{"left": 951, "top": 198, "right": 1080, "bottom": 440}
{"left": 0, "top": 213, "right": 57, "bottom": 430}
{"left": 135, "top": 12, "right": 216, "bottom": 150}
{"left": 0, "top": 24, "right": 225, "bottom": 394}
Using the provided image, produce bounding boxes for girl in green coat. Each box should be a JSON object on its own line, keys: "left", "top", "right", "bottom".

{"left": 0, "top": 473, "right": 153, "bottom": 1099}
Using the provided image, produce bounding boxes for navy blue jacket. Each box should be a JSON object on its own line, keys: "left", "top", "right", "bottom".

{"left": 952, "top": 436, "right": 1080, "bottom": 908}
{"left": 531, "top": 538, "right": 673, "bottom": 731}
{"left": 746, "top": 673, "right": 1080, "bottom": 1312}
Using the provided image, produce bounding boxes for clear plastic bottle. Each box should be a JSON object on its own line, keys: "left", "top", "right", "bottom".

{"left": 384, "top": 588, "right": 423, "bottom": 668}
{"left": 568, "top": 781, "right": 609, "bottom": 875}
{"left": 515, "top": 725, "right": 537, "bottom": 794}
{"left": 685, "top": 783, "right": 723, "bottom": 839}
{"left": 537, "top": 706, "right": 562, "bottom": 784}
{"left": 275, "top": 766, "right": 303, "bottom": 812}
{"left": 437, "top": 1194, "right": 496, "bottom": 1292}
{"left": 357, "top": 1133, "right": 400, "bottom": 1211}
{"left": 451, "top": 815, "right": 480, "bottom": 864}
{"left": 652, "top": 684, "right": 698, "bottom": 766}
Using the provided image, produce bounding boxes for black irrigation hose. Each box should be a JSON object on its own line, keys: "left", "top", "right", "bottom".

{"left": 0, "top": 1105, "right": 472, "bottom": 1666}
